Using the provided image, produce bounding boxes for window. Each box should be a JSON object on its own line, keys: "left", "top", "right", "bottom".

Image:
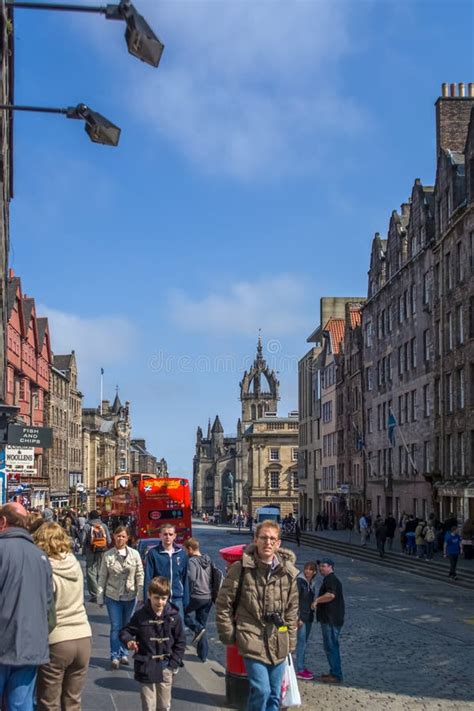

{"left": 366, "top": 367, "right": 373, "bottom": 391}
{"left": 404, "top": 342, "right": 409, "bottom": 372}
{"left": 457, "top": 305, "right": 464, "bottom": 344}
{"left": 458, "top": 432, "right": 465, "bottom": 476}
{"left": 269, "top": 448, "right": 280, "bottom": 461}
{"left": 387, "top": 354, "right": 393, "bottom": 382}
{"left": 377, "top": 404, "right": 382, "bottom": 431}
{"left": 399, "top": 295, "right": 404, "bottom": 323}
{"left": 423, "top": 384, "right": 431, "bottom": 417}
{"left": 458, "top": 368, "right": 465, "bottom": 409}
{"left": 411, "top": 284, "right": 417, "bottom": 315}
{"left": 445, "top": 252, "right": 452, "bottom": 291}
{"left": 446, "top": 373, "right": 453, "bottom": 413}
{"left": 434, "top": 262, "right": 440, "bottom": 298}
{"left": 423, "top": 441, "right": 431, "bottom": 472}
{"left": 456, "top": 241, "right": 463, "bottom": 282}
{"left": 398, "top": 346, "right": 404, "bottom": 376}
{"left": 447, "top": 311, "right": 453, "bottom": 351}
{"left": 398, "top": 395, "right": 404, "bottom": 424}
{"left": 434, "top": 378, "right": 440, "bottom": 415}
{"left": 404, "top": 393, "right": 409, "bottom": 423}
{"left": 446, "top": 434, "right": 453, "bottom": 476}
{"left": 322, "top": 402, "right": 332, "bottom": 423}
{"left": 367, "top": 408, "right": 373, "bottom": 434}
{"left": 423, "top": 329, "right": 431, "bottom": 362}
{"left": 270, "top": 472, "right": 280, "bottom": 489}
{"left": 422, "top": 271, "right": 430, "bottom": 305}
{"left": 365, "top": 321, "right": 372, "bottom": 347}
{"left": 411, "top": 338, "right": 417, "bottom": 369}
{"left": 410, "top": 390, "right": 417, "bottom": 422}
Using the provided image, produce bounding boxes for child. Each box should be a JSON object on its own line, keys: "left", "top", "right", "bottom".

{"left": 295, "top": 561, "right": 318, "bottom": 680}
{"left": 120, "top": 576, "right": 186, "bottom": 711}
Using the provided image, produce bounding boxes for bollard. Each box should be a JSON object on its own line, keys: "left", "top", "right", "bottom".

{"left": 219, "top": 543, "right": 249, "bottom": 711}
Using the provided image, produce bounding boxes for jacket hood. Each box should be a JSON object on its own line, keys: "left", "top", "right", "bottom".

{"left": 49, "top": 553, "right": 80, "bottom": 583}
{"left": 243, "top": 543, "right": 298, "bottom": 577}
{"left": 0, "top": 527, "right": 33, "bottom": 543}
{"left": 193, "top": 553, "right": 212, "bottom": 569}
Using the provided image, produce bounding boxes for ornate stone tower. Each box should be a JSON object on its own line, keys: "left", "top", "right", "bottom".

{"left": 239, "top": 336, "right": 279, "bottom": 428}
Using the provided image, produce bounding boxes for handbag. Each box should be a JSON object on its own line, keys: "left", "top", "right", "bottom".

{"left": 281, "top": 655, "right": 301, "bottom": 707}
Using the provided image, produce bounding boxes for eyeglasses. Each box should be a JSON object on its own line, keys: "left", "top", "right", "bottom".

{"left": 258, "top": 536, "right": 279, "bottom": 543}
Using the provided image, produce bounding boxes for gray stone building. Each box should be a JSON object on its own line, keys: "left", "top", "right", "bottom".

{"left": 44, "top": 351, "right": 83, "bottom": 507}
{"left": 362, "top": 83, "right": 474, "bottom": 522}
{"left": 130, "top": 438, "right": 159, "bottom": 475}
{"left": 193, "top": 338, "right": 299, "bottom": 518}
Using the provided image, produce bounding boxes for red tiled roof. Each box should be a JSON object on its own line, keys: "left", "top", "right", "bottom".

{"left": 349, "top": 308, "right": 361, "bottom": 328}
{"left": 324, "top": 318, "right": 345, "bottom": 354}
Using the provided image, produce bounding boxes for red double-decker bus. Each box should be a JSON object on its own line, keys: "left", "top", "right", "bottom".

{"left": 137, "top": 478, "right": 192, "bottom": 543}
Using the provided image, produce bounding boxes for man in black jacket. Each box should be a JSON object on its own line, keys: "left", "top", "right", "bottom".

{"left": 0, "top": 503, "right": 53, "bottom": 711}
{"left": 313, "top": 557, "right": 345, "bottom": 684}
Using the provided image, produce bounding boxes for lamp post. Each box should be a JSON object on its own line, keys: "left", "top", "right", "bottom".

{"left": 0, "top": 103, "right": 121, "bottom": 146}
{"left": 6, "top": 0, "right": 164, "bottom": 67}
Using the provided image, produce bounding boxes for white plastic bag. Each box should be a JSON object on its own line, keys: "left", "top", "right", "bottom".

{"left": 281, "top": 655, "right": 301, "bottom": 707}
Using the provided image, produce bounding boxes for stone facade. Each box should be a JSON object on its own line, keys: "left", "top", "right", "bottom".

{"left": 193, "top": 338, "right": 298, "bottom": 518}
{"left": 44, "top": 352, "right": 83, "bottom": 507}
{"left": 130, "top": 438, "right": 159, "bottom": 475}
{"left": 297, "top": 344, "right": 321, "bottom": 529}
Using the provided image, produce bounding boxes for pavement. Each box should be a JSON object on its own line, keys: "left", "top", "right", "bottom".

{"left": 82, "top": 522, "right": 474, "bottom": 710}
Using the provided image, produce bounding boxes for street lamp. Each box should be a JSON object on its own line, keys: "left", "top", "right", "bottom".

{"left": 0, "top": 103, "right": 121, "bottom": 146}
{"left": 7, "top": 0, "right": 165, "bottom": 67}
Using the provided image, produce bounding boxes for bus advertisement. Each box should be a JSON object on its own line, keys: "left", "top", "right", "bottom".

{"left": 137, "top": 478, "right": 192, "bottom": 543}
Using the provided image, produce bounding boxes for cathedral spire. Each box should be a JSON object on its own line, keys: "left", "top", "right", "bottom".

{"left": 256, "top": 330, "right": 264, "bottom": 365}
{"left": 207, "top": 418, "right": 211, "bottom": 439}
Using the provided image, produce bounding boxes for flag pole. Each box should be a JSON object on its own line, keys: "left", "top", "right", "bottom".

{"left": 351, "top": 420, "right": 376, "bottom": 478}
{"left": 100, "top": 368, "right": 104, "bottom": 415}
{"left": 389, "top": 407, "right": 417, "bottom": 474}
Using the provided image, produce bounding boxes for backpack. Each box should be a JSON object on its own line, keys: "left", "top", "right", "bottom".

{"left": 424, "top": 526, "right": 435, "bottom": 543}
{"left": 210, "top": 563, "right": 224, "bottom": 603}
{"left": 90, "top": 523, "right": 107, "bottom": 552}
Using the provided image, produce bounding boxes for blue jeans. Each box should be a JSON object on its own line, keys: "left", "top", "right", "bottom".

{"left": 320, "top": 624, "right": 343, "bottom": 680}
{"left": 243, "top": 657, "right": 285, "bottom": 711}
{"left": 172, "top": 597, "right": 185, "bottom": 621}
{"left": 0, "top": 664, "right": 37, "bottom": 711}
{"left": 295, "top": 621, "right": 312, "bottom": 672}
{"left": 184, "top": 599, "right": 212, "bottom": 661}
{"left": 105, "top": 596, "right": 136, "bottom": 660}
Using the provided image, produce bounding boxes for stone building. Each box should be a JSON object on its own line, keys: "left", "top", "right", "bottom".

{"left": 193, "top": 338, "right": 299, "bottom": 518}
{"left": 44, "top": 352, "right": 83, "bottom": 507}
{"left": 362, "top": 82, "right": 474, "bottom": 521}
{"left": 299, "top": 297, "right": 364, "bottom": 529}
{"left": 431, "top": 83, "right": 474, "bottom": 520}
{"left": 130, "top": 438, "right": 159, "bottom": 475}
{"left": 82, "top": 393, "right": 131, "bottom": 509}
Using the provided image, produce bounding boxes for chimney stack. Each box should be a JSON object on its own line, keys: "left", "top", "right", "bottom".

{"left": 435, "top": 81, "right": 474, "bottom": 157}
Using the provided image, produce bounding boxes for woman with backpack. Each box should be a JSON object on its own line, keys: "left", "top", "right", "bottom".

{"left": 423, "top": 520, "right": 436, "bottom": 560}
{"left": 97, "top": 525, "right": 144, "bottom": 669}
{"left": 82, "top": 510, "right": 111, "bottom": 603}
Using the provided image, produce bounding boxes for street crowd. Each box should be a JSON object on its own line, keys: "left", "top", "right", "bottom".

{"left": 0, "top": 503, "right": 346, "bottom": 711}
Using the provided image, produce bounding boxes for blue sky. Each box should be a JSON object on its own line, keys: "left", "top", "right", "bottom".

{"left": 9, "top": 0, "right": 472, "bottom": 477}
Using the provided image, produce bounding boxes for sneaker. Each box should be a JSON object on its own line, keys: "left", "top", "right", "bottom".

{"left": 303, "top": 668, "right": 315, "bottom": 678}
{"left": 296, "top": 670, "right": 314, "bottom": 680}
{"left": 192, "top": 629, "right": 206, "bottom": 644}
{"left": 318, "top": 674, "right": 342, "bottom": 684}
{"left": 111, "top": 659, "right": 120, "bottom": 670}
{"left": 120, "top": 656, "right": 130, "bottom": 666}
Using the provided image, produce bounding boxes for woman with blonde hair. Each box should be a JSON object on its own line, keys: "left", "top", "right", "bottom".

{"left": 33, "top": 522, "right": 91, "bottom": 710}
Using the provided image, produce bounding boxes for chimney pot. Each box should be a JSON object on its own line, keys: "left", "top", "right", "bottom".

{"left": 441, "top": 83, "right": 448, "bottom": 97}
{"left": 469, "top": 83, "right": 474, "bottom": 98}
{"left": 450, "top": 83, "right": 456, "bottom": 97}
{"left": 458, "top": 82, "right": 465, "bottom": 97}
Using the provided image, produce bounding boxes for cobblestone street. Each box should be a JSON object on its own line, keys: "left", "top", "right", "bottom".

{"left": 196, "top": 523, "right": 474, "bottom": 710}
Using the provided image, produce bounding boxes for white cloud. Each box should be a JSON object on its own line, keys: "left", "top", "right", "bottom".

{"left": 67, "top": 0, "right": 372, "bottom": 179}
{"left": 167, "top": 274, "right": 310, "bottom": 335}
{"left": 39, "top": 305, "right": 137, "bottom": 397}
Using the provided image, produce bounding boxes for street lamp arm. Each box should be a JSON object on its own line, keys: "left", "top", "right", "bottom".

{"left": 6, "top": 2, "right": 108, "bottom": 13}
{"left": 0, "top": 103, "right": 68, "bottom": 115}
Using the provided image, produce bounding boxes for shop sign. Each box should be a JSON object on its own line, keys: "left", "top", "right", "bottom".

{"left": 5, "top": 446, "right": 35, "bottom": 471}
{"left": 8, "top": 425, "right": 53, "bottom": 448}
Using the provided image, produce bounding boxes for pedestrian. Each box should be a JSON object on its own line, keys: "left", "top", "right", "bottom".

{"left": 322, "top": 512, "right": 329, "bottom": 530}
{"left": 183, "top": 537, "right": 222, "bottom": 662}
{"left": 423, "top": 519, "right": 436, "bottom": 560}
{"left": 34, "top": 522, "right": 92, "bottom": 710}
{"left": 415, "top": 519, "right": 427, "bottom": 559}
{"left": 312, "top": 557, "right": 345, "bottom": 684}
{"left": 315, "top": 513, "right": 323, "bottom": 531}
{"left": 365, "top": 512, "right": 372, "bottom": 541}
{"left": 384, "top": 512, "right": 397, "bottom": 551}
{"left": 443, "top": 512, "right": 458, "bottom": 533}
{"left": 97, "top": 525, "right": 144, "bottom": 669}
{"left": 120, "top": 576, "right": 186, "bottom": 711}
{"left": 216, "top": 520, "right": 299, "bottom": 711}
{"left": 295, "top": 521, "right": 301, "bottom": 547}
{"left": 144, "top": 524, "right": 189, "bottom": 619}
{"left": 0, "top": 503, "right": 53, "bottom": 711}
{"left": 295, "top": 562, "right": 317, "bottom": 681}
{"left": 82, "top": 510, "right": 111, "bottom": 603}
{"left": 359, "top": 513, "right": 369, "bottom": 546}
{"left": 444, "top": 524, "right": 462, "bottom": 580}
{"left": 374, "top": 516, "right": 387, "bottom": 558}
{"left": 460, "top": 518, "right": 474, "bottom": 560}
{"left": 404, "top": 515, "right": 417, "bottom": 555}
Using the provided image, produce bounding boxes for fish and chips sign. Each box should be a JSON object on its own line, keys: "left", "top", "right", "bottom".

{"left": 7, "top": 425, "right": 53, "bottom": 449}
